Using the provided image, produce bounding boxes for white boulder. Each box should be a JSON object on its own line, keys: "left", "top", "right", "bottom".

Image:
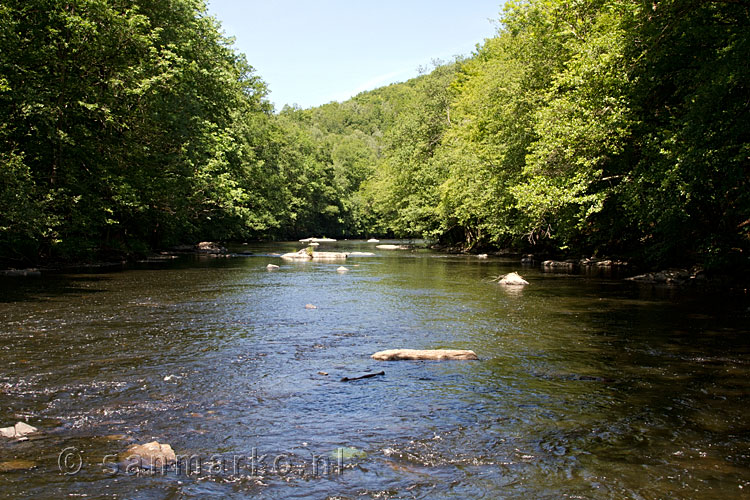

{"left": 0, "top": 422, "right": 38, "bottom": 439}
{"left": 498, "top": 272, "right": 529, "bottom": 286}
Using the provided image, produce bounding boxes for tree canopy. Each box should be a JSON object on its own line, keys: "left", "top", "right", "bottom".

{"left": 1, "top": 0, "right": 747, "bottom": 274}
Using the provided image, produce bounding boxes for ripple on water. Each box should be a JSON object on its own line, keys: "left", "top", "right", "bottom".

{"left": 0, "top": 245, "right": 748, "bottom": 499}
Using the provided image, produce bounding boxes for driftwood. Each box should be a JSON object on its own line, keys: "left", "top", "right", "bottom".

{"left": 371, "top": 349, "right": 478, "bottom": 361}
{"left": 340, "top": 371, "right": 385, "bottom": 382}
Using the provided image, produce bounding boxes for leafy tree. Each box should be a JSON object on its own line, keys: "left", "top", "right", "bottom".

{"left": 0, "top": 0, "right": 272, "bottom": 262}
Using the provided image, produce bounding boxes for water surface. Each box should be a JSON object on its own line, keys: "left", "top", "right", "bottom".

{"left": 1, "top": 241, "right": 748, "bottom": 498}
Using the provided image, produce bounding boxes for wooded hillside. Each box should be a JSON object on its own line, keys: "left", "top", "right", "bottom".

{"left": 2, "top": 0, "right": 747, "bottom": 273}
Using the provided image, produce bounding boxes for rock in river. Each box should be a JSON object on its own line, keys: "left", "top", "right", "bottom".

{"left": 266, "top": 263, "right": 280, "bottom": 270}
{"left": 372, "top": 349, "right": 478, "bottom": 361}
{"left": 497, "top": 272, "right": 529, "bottom": 286}
{"left": 376, "top": 244, "right": 411, "bottom": 250}
{"left": 121, "top": 441, "right": 176, "bottom": 467}
{"left": 0, "top": 422, "right": 38, "bottom": 439}
{"left": 299, "top": 237, "right": 337, "bottom": 243}
{"left": 196, "top": 241, "right": 226, "bottom": 254}
{"left": 281, "top": 248, "right": 348, "bottom": 261}
{"left": 626, "top": 267, "right": 703, "bottom": 285}
{"left": 542, "top": 260, "right": 576, "bottom": 270}
{"left": 313, "top": 252, "right": 348, "bottom": 260}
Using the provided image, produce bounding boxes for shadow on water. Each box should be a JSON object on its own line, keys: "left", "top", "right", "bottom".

{"left": 0, "top": 242, "right": 748, "bottom": 499}
{"left": 0, "top": 275, "right": 111, "bottom": 303}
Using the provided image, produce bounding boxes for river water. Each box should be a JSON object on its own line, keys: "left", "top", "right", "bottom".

{"left": 1, "top": 241, "right": 749, "bottom": 499}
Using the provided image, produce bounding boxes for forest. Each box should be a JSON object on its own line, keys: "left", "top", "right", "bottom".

{"left": 1, "top": 0, "right": 748, "bottom": 274}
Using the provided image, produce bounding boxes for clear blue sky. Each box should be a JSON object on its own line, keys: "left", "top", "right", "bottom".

{"left": 205, "top": 0, "right": 502, "bottom": 110}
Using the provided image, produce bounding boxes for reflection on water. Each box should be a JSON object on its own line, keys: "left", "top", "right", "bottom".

{"left": 0, "top": 241, "right": 749, "bottom": 499}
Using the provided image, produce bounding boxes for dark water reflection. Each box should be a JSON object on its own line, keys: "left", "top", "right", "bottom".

{"left": 1, "top": 241, "right": 748, "bottom": 498}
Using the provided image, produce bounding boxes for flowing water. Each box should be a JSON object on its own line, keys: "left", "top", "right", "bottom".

{"left": 1, "top": 241, "right": 749, "bottom": 499}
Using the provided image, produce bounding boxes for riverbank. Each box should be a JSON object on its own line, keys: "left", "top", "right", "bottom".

{"left": 2, "top": 239, "right": 748, "bottom": 293}
{"left": 430, "top": 243, "right": 749, "bottom": 292}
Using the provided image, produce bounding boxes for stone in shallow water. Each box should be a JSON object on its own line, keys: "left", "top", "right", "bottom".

{"left": 196, "top": 241, "right": 226, "bottom": 254}
{"left": 337, "top": 266, "right": 349, "bottom": 272}
{"left": 280, "top": 249, "right": 348, "bottom": 261}
{"left": 498, "top": 272, "right": 529, "bottom": 286}
{"left": 0, "top": 422, "right": 38, "bottom": 439}
{"left": 121, "top": 441, "right": 176, "bottom": 468}
{"left": 376, "top": 244, "right": 410, "bottom": 250}
{"left": 266, "top": 263, "right": 279, "bottom": 270}
{"left": 104, "top": 434, "right": 128, "bottom": 441}
{"left": 331, "top": 446, "right": 366, "bottom": 460}
{"left": 542, "top": 260, "right": 575, "bottom": 270}
{"left": 371, "top": 349, "right": 478, "bottom": 361}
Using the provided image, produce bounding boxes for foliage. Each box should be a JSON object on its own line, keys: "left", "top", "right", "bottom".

{"left": 354, "top": 0, "right": 749, "bottom": 272}
{"left": 1, "top": 0, "right": 747, "bottom": 274}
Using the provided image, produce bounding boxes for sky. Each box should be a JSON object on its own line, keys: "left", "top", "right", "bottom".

{"left": 205, "top": 0, "right": 502, "bottom": 110}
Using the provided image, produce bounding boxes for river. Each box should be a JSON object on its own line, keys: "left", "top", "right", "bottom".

{"left": 1, "top": 241, "right": 749, "bottom": 499}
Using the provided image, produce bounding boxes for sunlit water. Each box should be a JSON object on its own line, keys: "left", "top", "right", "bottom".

{"left": 1, "top": 241, "right": 748, "bottom": 499}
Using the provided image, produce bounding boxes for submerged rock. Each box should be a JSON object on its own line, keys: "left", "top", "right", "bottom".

{"left": 331, "top": 446, "right": 367, "bottom": 460}
{"left": 305, "top": 304, "right": 317, "bottom": 309}
{"left": 367, "top": 238, "right": 380, "bottom": 243}
{"left": 337, "top": 266, "right": 349, "bottom": 272}
{"left": 497, "top": 272, "right": 529, "bottom": 286}
{"left": 104, "top": 434, "right": 129, "bottom": 441}
{"left": 0, "top": 460, "right": 37, "bottom": 472}
{"left": 372, "top": 349, "right": 478, "bottom": 361}
{"left": 266, "top": 263, "right": 280, "bottom": 270}
{"left": 0, "top": 422, "right": 38, "bottom": 439}
{"left": 477, "top": 254, "right": 488, "bottom": 259}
